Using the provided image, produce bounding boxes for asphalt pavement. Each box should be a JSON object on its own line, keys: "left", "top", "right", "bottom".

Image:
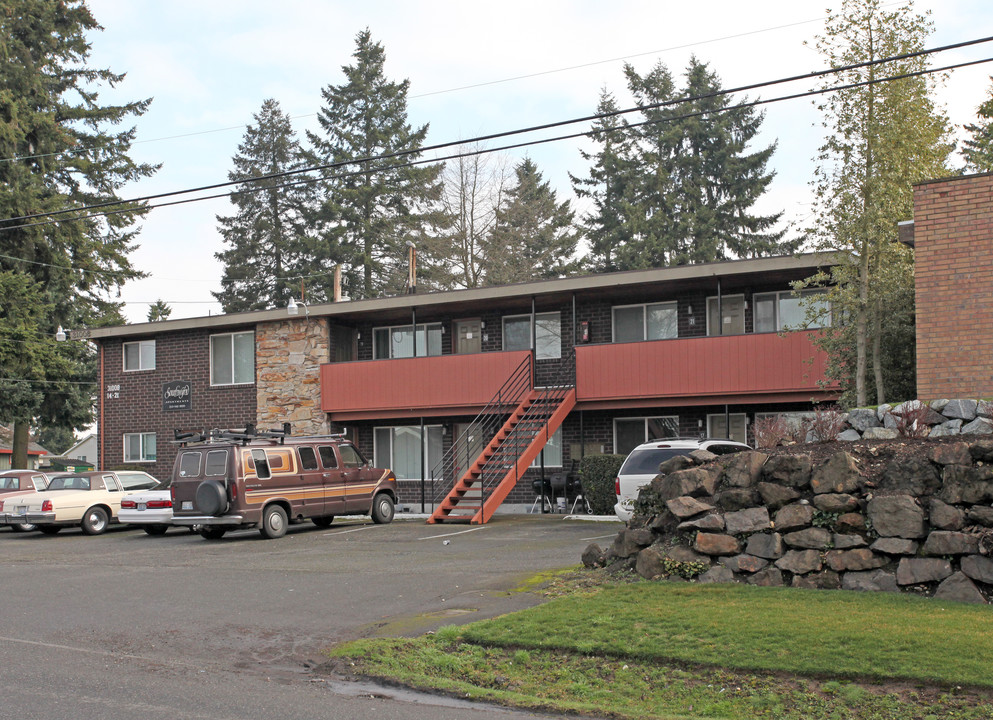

{"left": 0, "top": 513, "right": 619, "bottom": 719}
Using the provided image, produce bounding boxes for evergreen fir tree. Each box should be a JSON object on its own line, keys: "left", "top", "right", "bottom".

{"left": 304, "top": 29, "right": 444, "bottom": 300}
{"left": 0, "top": 1, "right": 156, "bottom": 464}
{"left": 146, "top": 299, "right": 172, "bottom": 322}
{"left": 962, "top": 77, "right": 993, "bottom": 173}
{"left": 483, "top": 158, "right": 578, "bottom": 285}
{"left": 569, "top": 90, "right": 639, "bottom": 273}
{"left": 213, "top": 98, "right": 310, "bottom": 312}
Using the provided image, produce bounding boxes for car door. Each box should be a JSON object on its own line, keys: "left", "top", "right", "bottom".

{"left": 338, "top": 443, "right": 373, "bottom": 513}
{"left": 318, "top": 445, "right": 346, "bottom": 515}
{"left": 296, "top": 446, "right": 324, "bottom": 516}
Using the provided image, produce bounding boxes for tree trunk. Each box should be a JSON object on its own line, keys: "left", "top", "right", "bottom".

{"left": 872, "top": 295, "right": 886, "bottom": 404}
{"left": 12, "top": 420, "right": 29, "bottom": 469}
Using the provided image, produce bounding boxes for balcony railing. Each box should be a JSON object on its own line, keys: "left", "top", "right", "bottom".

{"left": 574, "top": 330, "right": 832, "bottom": 403}
{"left": 320, "top": 350, "right": 532, "bottom": 419}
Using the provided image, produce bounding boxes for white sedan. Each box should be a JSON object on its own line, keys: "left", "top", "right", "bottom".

{"left": 119, "top": 477, "right": 176, "bottom": 535}
{"left": 0, "top": 471, "right": 158, "bottom": 535}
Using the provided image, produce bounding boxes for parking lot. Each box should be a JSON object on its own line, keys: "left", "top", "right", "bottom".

{"left": 0, "top": 514, "right": 615, "bottom": 719}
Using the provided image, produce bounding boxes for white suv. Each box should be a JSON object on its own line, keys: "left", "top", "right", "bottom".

{"left": 614, "top": 438, "right": 751, "bottom": 521}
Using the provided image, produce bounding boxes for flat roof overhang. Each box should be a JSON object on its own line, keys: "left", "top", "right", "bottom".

{"left": 84, "top": 251, "right": 839, "bottom": 340}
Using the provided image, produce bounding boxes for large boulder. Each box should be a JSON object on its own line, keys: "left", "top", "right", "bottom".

{"left": 724, "top": 507, "right": 771, "bottom": 535}
{"left": 866, "top": 496, "right": 926, "bottom": 539}
{"left": 896, "top": 558, "right": 953, "bottom": 585}
{"left": 697, "top": 566, "right": 735, "bottom": 584}
{"left": 824, "top": 549, "right": 887, "bottom": 572}
{"left": 877, "top": 455, "right": 941, "bottom": 496}
{"left": 810, "top": 452, "right": 862, "bottom": 494}
{"left": 677, "top": 513, "right": 725, "bottom": 532}
{"left": 581, "top": 543, "right": 606, "bottom": 568}
{"left": 746, "top": 568, "right": 785, "bottom": 587}
{"left": 745, "top": 532, "right": 784, "bottom": 560}
{"left": 939, "top": 464, "right": 993, "bottom": 504}
{"left": 943, "top": 399, "right": 978, "bottom": 421}
{"left": 774, "top": 503, "right": 814, "bottom": 533}
{"left": 928, "top": 442, "right": 972, "bottom": 466}
{"left": 635, "top": 545, "right": 668, "bottom": 580}
{"left": 783, "top": 527, "right": 833, "bottom": 550}
{"left": 611, "top": 528, "right": 656, "bottom": 558}
{"left": 833, "top": 533, "right": 867, "bottom": 549}
{"left": 666, "top": 496, "right": 716, "bottom": 519}
{"left": 931, "top": 420, "right": 963, "bottom": 437}
{"left": 762, "top": 454, "right": 812, "bottom": 488}
{"left": 658, "top": 455, "right": 696, "bottom": 476}
{"left": 933, "top": 572, "right": 987, "bottom": 604}
{"left": 863, "top": 427, "right": 898, "bottom": 440}
{"left": 966, "top": 507, "right": 993, "bottom": 526}
{"left": 870, "top": 538, "right": 919, "bottom": 555}
{"left": 969, "top": 439, "right": 993, "bottom": 463}
{"left": 775, "top": 549, "right": 822, "bottom": 575}
{"left": 842, "top": 570, "right": 899, "bottom": 593}
{"left": 961, "top": 418, "right": 993, "bottom": 436}
{"left": 848, "top": 407, "right": 880, "bottom": 431}
{"left": 693, "top": 532, "right": 741, "bottom": 556}
{"left": 756, "top": 482, "right": 801, "bottom": 510}
{"left": 720, "top": 554, "right": 769, "bottom": 574}
{"left": 922, "top": 531, "right": 980, "bottom": 556}
{"left": 929, "top": 498, "right": 965, "bottom": 531}
{"left": 715, "top": 488, "right": 761, "bottom": 511}
{"left": 793, "top": 570, "right": 842, "bottom": 590}
{"left": 721, "top": 451, "right": 768, "bottom": 488}
{"left": 961, "top": 555, "right": 993, "bottom": 584}
{"left": 811, "top": 493, "right": 859, "bottom": 513}
{"left": 653, "top": 466, "right": 721, "bottom": 501}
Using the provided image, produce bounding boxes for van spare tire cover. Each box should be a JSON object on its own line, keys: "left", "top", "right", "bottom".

{"left": 196, "top": 480, "right": 228, "bottom": 516}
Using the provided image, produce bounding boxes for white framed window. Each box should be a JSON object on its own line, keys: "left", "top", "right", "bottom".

{"left": 612, "top": 302, "right": 677, "bottom": 343}
{"left": 503, "top": 312, "right": 561, "bottom": 360}
{"left": 210, "top": 331, "right": 254, "bottom": 385}
{"left": 373, "top": 323, "right": 442, "bottom": 359}
{"left": 123, "top": 340, "right": 155, "bottom": 371}
{"left": 123, "top": 433, "right": 156, "bottom": 463}
{"left": 613, "top": 416, "right": 680, "bottom": 456}
{"left": 530, "top": 427, "right": 563, "bottom": 468}
{"left": 753, "top": 289, "right": 831, "bottom": 333}
{"left": 374, "top": 425, "right": 444, "bottom": 481}
{"left": 706, "top": 295, "right": 745, "bottom": 336}
{"left": 707, "top": 414, "right": 748, "bottom": 444}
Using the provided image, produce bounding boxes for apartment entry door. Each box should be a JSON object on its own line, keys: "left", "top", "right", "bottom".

{"left": 454, "top": 319, "right": 482, "bottom": 354}
{"left": 707, "top": 295, "right": 745, "bottom": 336}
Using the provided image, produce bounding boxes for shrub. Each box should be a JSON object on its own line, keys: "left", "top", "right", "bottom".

{"left": 802, "top": 405, "right": 847, "bottom": 442}
{"left": 579, "top": 454, "right": 625, "bottom": 515}
{"left": 752, "top": 415, "right": 794, "bottom": 449}
{"left": 894, "top": 401, "right": 931, "bottom": 438}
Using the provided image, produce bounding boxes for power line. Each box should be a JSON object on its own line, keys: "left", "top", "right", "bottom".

{"left": 4, "top": 46, "right": 991, "bottom": 244}
{"left": 0, "top": 11, "right": 837, "bottom": 168}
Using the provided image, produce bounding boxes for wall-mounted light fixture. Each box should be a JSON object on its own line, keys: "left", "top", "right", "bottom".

{"left": 55, "top": 325, "right": 67, "bottom": 342}
{"left": 287, "top": 298, "right": 309, "bottom": 317}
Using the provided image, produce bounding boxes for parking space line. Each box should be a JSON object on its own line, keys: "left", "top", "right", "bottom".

{"left": 418, "top": 527, "right": 486, "bottom": 540}
{"left": 322, "top": 525, "right": 374, "bottom": 536}
{"left": 580, "top": 533, "right": 617, "bottom": 541}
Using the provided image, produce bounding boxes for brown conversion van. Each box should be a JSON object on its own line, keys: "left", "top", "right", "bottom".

{"left": 169, "top": 425, "right": 398, "bottom": 540}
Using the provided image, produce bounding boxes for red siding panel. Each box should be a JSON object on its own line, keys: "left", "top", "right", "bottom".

{"left": 575, "top": 331, "right": 830, "bottom": 402}
{"left": 321, "top": 350, "right": 531, "bottom": 416}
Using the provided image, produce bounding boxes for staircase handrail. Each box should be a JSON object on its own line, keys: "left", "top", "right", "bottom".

{"left": 428, "top": 353, "right": 533, "bottom": 505}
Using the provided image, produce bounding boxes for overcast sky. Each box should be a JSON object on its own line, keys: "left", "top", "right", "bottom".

{"left": 80, "top": 0, "right": 993, "bottom": 322}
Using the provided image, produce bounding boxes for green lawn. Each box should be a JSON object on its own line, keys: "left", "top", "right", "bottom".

{"left": 328, "top": 578, "right": 993, "bottom": 720}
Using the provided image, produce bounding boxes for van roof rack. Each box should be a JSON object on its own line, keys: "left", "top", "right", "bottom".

{"left": 173, "top": 423, "right": 292, "bottom": 447}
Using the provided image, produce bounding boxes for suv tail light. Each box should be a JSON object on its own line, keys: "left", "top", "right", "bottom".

{"left": 147, "top": 499, "right": 172, "bottom": 509}
{"left": 228, "top": 480, "right": 237, "bottom": 501}
{"left": 615, "top": 477, "right": 621, "bottom": 496}
{"left": 42, "top": 500, "right": 53, "bottom": 512}
{"left": 121, "top": 499, "right": 136, "bottom": 509}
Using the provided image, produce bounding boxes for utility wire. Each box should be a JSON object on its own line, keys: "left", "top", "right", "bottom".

{"left": 0, "top": 11, "right": 839, "bottom": 167}
{"left": 4, "top": 50, "right": 991, "bottom": 242}
{"left": 2, "top": 34, "right": 989, "bottom": 231}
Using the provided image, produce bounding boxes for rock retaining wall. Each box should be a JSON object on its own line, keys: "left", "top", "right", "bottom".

{"left": 826, "top": 399, "right": 991, "bottom": 441}
{"left": 584, "top": 438, "right": 993, "bottom": 604}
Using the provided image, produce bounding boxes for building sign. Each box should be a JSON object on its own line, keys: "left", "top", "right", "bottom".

{"left": 163, "top": 380, "right": 192, "bottom": 412}
{"left": 106, "top": 383, "right": 120, "bottom": 400}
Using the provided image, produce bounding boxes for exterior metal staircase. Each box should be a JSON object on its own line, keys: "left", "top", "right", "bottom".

{"left": 428, "top": 353, "right": 576, "bottom": 524}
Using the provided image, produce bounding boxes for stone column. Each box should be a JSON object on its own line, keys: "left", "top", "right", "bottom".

{"left": 256, "top": 318, "right": 330, "bottom": 436}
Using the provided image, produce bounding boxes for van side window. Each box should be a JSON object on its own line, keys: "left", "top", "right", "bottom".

{"left": 252, "top": 449, "right": 271, "bottom": 479}
{"left": 338, "top": 444, "right": 364, "bottom": 469}
{"left": 179, "top": 452, "right": 202, "bottom": 478}
{"left": 299, "top": 447, "right": 319, "bottom": 471}
{"left": 318, "top": 446, "right": 337, "bottom": 469}
{"left": 205, "top": 450, "right": 227, "bottom": 476}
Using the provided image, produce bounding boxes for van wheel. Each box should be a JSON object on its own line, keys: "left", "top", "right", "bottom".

{"left": 260, "top": 505, "right": 288, "bottom": 539}
{"left": 312, "top": 516, "right": 334, "bottom": 528}
{"left": 81, "top": 507, "right": 109, "bottom": 535}
{"left": 371, "top": 493, "right": 395, "bottom": 524}
{"left": 199, "top": 526, "right": 226, "bottom": 540}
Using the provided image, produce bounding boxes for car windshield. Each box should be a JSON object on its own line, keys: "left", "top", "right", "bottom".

{"left": 619, "top": 448, "right": 690, "bottom": 475}
{"left": 47, "top": 476, "right": 90, "bottom": 491}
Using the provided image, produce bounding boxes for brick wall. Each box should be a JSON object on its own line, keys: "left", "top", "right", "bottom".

{"left": 914, "top": 173, "right": 993, "bottom": 398}
{"left": 99, "top": 326, "right": 257, "bottom": 480}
